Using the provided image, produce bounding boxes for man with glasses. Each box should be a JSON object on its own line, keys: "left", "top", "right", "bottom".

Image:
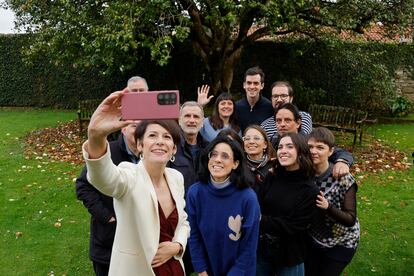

{"left": 261, "top": 81, "right": 312, "bottom": 139}
{"left": 197, "top": 67, "right": 273, "bottom": 133}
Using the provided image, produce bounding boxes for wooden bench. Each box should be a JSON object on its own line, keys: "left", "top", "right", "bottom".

{"left": 77, "top": 99, "right": 101, "bottom": 133}
{"left": 308, "top": 104, "right": 368, "bottom": 146}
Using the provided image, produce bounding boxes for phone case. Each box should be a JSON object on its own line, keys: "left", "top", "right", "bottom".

{"left": 121, "top": 90, "right": 180, "bottom": 120}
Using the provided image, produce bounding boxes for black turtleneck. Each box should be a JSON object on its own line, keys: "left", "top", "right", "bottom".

{"left": 258, "top": 169, "right": 319, "bottom": 267}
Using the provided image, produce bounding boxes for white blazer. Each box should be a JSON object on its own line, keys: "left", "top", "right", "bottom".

{"left": 83, "top": 142, "right": 190, "bottom": 276}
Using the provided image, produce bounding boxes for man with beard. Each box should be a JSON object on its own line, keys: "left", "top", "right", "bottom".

{"left": 261, "top": 81, "right": 312, "bottom": 140}
{"left": 169, "top": 101, "right": 208, "bottom": 191}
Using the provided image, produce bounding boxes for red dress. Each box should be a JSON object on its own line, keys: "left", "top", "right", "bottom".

{"left": 153, "top": 202, "right": 184, "bottom": 276}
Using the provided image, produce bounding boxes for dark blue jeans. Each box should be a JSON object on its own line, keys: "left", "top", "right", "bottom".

{"left": 256, "top": 234, "right": 304, "bottom": 276}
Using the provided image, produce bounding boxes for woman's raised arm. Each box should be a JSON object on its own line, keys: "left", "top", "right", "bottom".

{"left": 87, "top": 90, "right": 135, "bottom": 159}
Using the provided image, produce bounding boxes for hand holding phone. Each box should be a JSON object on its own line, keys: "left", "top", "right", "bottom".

{"left": 121, "top": 90, "right": 180, "bottom": 120}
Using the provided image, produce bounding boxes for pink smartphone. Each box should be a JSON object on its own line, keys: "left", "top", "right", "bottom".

{"left": 121, "top": 90, "right": 180, "bottom": 120}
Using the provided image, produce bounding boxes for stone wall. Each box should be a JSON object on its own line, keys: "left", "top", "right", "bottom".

{"left": 395, "top": 68, "right": 414, "bottom": 103}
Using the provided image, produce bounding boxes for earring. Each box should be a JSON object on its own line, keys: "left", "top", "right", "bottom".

{"left": 170, "top": 154, "right": 175, "bottom": 162}
{"left": 139, "top": 153, "right": 144, "bottom": 160}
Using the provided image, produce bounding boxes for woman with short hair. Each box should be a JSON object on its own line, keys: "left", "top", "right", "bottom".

{"left": 83, "top": 90, "right": 189, "bottom": 276}
{"left": 306, "top": 127, "right": 360, "bottom": 276}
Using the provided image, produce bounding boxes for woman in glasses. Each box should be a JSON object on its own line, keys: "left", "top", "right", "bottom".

{"left": 257, "top": 133, "right": 319, "bottom": 276}
{"left": 199, "top": 91, "right": 241, "bottom": 142}
{"left": 242, "top": 125, "right": 276, "bottom": 190}
{"left": 83, "top": 91, "right": 189, "bottom": 276}
{"left": 186, "top": 135, "right": 260, "bottom": 276}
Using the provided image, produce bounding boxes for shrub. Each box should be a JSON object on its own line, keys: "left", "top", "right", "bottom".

{"left": 388, "top": 96, "right": 413, "bottom": 117}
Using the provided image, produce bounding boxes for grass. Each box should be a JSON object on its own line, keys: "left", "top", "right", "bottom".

{"left": 0, "top": 109, "right": 413, "bottom": 275}
{"left": 370, "top": 123, "right": 414, "bottom": 154}
{"left": 0, "top": 109, "right": 92, "bottom": 275}
{"left": 345, "top": 122, "right": 414, "bottom": 275}
{"left": 345, "top": 168, "right": 414, "bottom": 275}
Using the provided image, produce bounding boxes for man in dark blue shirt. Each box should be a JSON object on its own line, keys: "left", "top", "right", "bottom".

{"left": 235, "top": 66, "right": 274, "bottom": 132}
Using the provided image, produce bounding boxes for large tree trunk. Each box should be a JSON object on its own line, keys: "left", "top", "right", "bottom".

{"left": 201, "top": 47, "right": 242, "bottom": 96}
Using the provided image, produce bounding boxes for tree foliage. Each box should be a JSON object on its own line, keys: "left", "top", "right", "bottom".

{"left": 5, "top": 0, "right": 414, "bottom": 94}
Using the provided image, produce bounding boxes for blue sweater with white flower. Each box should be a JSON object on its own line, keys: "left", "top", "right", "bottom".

{"left": 186, "top": 181, "right": 260, "bottom": 276}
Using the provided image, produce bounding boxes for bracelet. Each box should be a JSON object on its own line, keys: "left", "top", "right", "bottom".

{"left": 327, "top": 202, "right": 333, "bottom": 211}
{"left": 174, "top": 242, "right": 183, "bottom": 255}
{"left": 335, "top": 159, "right": 349, "bottom": 166}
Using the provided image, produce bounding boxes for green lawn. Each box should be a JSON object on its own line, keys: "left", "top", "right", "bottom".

{"left": 0, "top": 109, "right": 92, "bottom": 275}
{"left": 371, "top": 123, "right": 414, "bottom": 154}
{"left": 0, "top": 109, "right": 413, "bottom": 275}
{"left": 345, "top": 122, "right": 414, "bottom": 275}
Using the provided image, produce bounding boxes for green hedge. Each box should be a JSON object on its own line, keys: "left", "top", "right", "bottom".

{"left": 236, "top": 40, "right": 414, "bottom": 114}
{"left": 1, "top": 34, "right": 413, "bottom": 113}
{"left": 0, "top": 35, "right": 128, "bottom": 108}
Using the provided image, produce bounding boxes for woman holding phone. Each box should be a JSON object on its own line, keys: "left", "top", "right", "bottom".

{"left": 186, "top": 136, "right": 260, "bottom": 276}
{"left": 83, "top": 90, "right": 189, "bottom": 276}
{"left": 257, "top": 133, "right": 319, "bottom": 276}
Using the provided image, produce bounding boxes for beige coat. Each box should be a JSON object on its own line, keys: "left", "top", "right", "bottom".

{"left": 83, "top": 142, "right": 190, "bottom": 276}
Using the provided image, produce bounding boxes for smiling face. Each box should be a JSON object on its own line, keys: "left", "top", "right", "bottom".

{"left": 218, "top": 99, "right": 234, "bottom": 119}
{"left": 137, "top": 124, "right": 177, "bottom": 164}
{"left": 275, "top": 109, "right": 300, "bottom": 135}
{"left": 271, "top": 85, "right": 292, "bottom": 109}
{"left": 277, "top": 136, "right": 299, "bottom": 171}
{"left": 208, "top": 142, "right": 239, "bottom": 182}
{"left": 308, "top": 138, "right": 333, "bottom": 167}
{"left": 179, "top": 105, "right": 204, "bottom": 135}
{"left": 243, "top": 74, "right": 264, "bottom": 101}
{"left": 243, "top": 128, "right": 267, "bottom": 160}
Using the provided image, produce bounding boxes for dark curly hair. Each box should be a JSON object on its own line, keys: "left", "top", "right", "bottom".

{"left": 198, "top": 136, "right": 253, "bottom": 189}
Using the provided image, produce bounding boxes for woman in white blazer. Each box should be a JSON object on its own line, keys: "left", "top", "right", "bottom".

{"left": 83, "top": 90, "right": 190, "bottom": 276}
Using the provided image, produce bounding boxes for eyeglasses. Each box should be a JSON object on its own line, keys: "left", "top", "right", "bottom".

{"left": 242, "top": 136, "right": 264, "bottom": 142}
{"left": 272, "top": 94, "right": 289, "bottom": 100}
{"left": 208, "top": 151, "right": 233, "bottom": 161}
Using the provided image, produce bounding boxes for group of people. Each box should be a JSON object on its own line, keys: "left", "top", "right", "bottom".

{"left": 76, "top": 68, "right": 360, "bottom": 276}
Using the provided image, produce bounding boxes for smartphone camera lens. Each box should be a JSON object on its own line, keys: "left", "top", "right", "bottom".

{"left": 158, "top": 92, "right": 177, "bottom": 105}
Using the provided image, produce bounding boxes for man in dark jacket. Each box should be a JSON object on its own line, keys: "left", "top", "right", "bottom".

{"left": 167, "top": 101, "right": 208, "bottom": 275}
{"left": 169, "top": 101, "right": 208, "bottom": 190}
{"left": 235, "top": 66, "right": 274, "bottom": 132}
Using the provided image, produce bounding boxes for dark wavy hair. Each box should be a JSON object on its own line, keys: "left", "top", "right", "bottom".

{"left": 272, "top": 132, "right": 314, "bottom": 178}
{"left": 134, "top": 120, "right": 181, "bottom": 146}
{"left": 209, "top": 93, "right": 240, "bottom": 132}
{"left": 198, "top": 136, "right": 253, "bottom": 189}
